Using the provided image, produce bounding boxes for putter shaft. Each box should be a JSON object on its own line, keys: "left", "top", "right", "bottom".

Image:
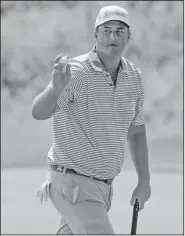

{"left": 131, "top": 199, "right": 139, "bottom": 235}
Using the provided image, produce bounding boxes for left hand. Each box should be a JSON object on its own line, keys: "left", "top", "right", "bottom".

{"left": 37, "top": 180, "right": 51, "bottom": 204}
{"left": 131, "top": 180, "right": 151, "bottom": 211}
{"left": 37, "top": 171, "right": 51, "bottom": 204}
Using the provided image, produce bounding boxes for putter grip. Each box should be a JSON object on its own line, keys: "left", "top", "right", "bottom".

{"left": 131, "top": 199, "right": 139, "bottom": 235}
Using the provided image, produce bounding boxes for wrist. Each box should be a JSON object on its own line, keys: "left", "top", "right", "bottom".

{"left": 50, "top": 83, "right": 62, "bottom": 97}
{"left": 138, "top": 173, "right": 150, "bottom": 184}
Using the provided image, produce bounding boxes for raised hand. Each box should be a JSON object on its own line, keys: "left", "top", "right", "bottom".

{"left": 52, "top": 54, "right": 71, "bottom": 90}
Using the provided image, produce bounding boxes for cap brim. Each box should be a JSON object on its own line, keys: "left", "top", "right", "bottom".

{"left": 95, "top": 16, "right": 130, "bottom": 28}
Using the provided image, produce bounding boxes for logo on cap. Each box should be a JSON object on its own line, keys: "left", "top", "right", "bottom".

{"left": 104, "top": 10, "right": 126, "bottom": 19}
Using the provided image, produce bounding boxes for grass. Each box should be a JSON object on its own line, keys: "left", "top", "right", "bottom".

{"left": 1, "top": 168, "right": 183, "bottom": 235}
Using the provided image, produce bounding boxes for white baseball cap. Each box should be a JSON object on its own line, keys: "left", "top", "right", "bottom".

{"left": 95, "top": 5, "right": 130, "bottom": 28}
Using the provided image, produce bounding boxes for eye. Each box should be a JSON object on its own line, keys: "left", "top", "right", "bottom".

{"left": 117, "top": 29, "right": 125, "bottom": 35}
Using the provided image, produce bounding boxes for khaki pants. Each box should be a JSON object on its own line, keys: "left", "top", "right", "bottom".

{"left": 49, "top": 169, "right": 115, "bottom": 234}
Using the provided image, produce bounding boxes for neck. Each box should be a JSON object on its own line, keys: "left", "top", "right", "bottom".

{"left": 96, "top": 49, "right": 121, "bottom": 74}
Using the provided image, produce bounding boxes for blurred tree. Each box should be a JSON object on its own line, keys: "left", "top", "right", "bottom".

{"left": 127, "top": 1, "right": 137, "bottom": 9}
{"left": 85, "top": 1, "right": 94, "bottom": 39}
{"left": 61, "top": 1, "right": 79, "bottom": 8}
{"left": 1, "top": 1, "right": 16, "bottom": 16}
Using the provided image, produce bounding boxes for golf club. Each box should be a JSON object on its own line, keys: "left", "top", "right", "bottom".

{"left": 131, "top": 198, "right": 139, "bottom": 235}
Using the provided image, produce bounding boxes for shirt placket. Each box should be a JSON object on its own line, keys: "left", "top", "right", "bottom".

{"left": 113, "top": 72, "right": 126, "bottom": 171}
{"left": 101, "top": 70, "right": 123, "bottom": 172}
{"left": 102, "top": 71, "right": 115, "bottom": 91}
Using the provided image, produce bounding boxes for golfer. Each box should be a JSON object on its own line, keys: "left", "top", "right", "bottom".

{"left": 33, "top": 5, "right": 151, "bottom": 234}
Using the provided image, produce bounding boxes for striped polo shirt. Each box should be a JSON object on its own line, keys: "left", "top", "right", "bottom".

{"left": 47, "top": 46, "right": 145, "bottom": 180}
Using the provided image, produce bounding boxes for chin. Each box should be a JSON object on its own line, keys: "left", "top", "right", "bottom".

{"left": 107, "top": 49, "right": 122, "bottom": 57}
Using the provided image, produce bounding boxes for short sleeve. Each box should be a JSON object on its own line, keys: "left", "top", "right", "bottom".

{"left": 56, "top": 62, "right": 85, "bottom": 108}
{"left": 131, "top": 68, "right": 145, "bottom": 125}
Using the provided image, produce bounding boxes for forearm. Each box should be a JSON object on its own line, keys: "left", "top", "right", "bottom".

{"left": 127, "top": 128, "right": 150, "bottom": 182}
{"left": 32, "top": 83, "right": 61, "bottom": 120}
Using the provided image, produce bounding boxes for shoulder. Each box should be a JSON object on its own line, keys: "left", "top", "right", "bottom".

{"left": 123, "top": 57, "right": 141, "bottom": 76}
{"left": 64, "top": 53, "right": 90, "bottom": 87}
{"left": 69, "top": 53, "right": 89, "bottom": 74}
{"left": 73, "top": 53, "right": 89, "bottom": 62}
{"left": 123, "top": 58, "right": 143, "bottom": 92}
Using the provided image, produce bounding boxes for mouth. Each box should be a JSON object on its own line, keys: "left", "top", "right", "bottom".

{"left": 109, "top": 44, "right": 117, "bottom": 47}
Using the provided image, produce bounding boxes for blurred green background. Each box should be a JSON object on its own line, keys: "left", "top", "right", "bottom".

{"left": 1, "top": 1, "right": 183, "bottom": 171}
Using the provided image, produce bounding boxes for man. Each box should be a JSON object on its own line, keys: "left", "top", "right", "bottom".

{"left": 33, "top": 5, "right": 151, "bottom": 234}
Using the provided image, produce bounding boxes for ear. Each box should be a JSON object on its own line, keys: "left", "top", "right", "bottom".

{"left": 94, "top": 30, "right": 98, "bottom": 39}
{"left": 127, "top": 28, "right": 131, "bottom": 42}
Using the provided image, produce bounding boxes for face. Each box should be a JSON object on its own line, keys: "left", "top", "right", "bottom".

{"left": 94, "top": 20, "right": 130, "bottom": 58}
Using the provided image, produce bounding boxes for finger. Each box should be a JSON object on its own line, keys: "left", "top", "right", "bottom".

{"left": 53, "top": 66, "right": 69, "bottom": 76}
{"left": 46, "top": 183, "right": 50, "bottom": 197}
{"left": 52, "top": 70, "right": 63, "bottom": 77}
{"left": 53, "top": 63, "right": 67, "bottom": 70}
{"left": 37, "top": 188, "right": 42, "bottom": 198}
{"left": 137, "top": 198, "right": 144, "bottom": 211}
{"left": 59, "top": 55, "right": 69, "bottom": 64}
{"left": 43, "top": 184, "right": 49, "bottom": 201}
{"left": 54, "top": 54, "right": 63, "bottom": 63}
{"left": 66, "top": 63, "right": 71, "bottom": 77}
{"left": 148, "top": 189, "right": 151, "bottom": 198}
{"left": 43, "top": 191, "right": 48, "bottom": 201}
{"left": 145, "top": 194, "right": 150, "bottom": 203}
{"left": 138, "top": 202, "right": 144, "bottom": 211}
{"left": 146, "top": 194, "right": 150, "bottom": 202}
{"left": 131, "top": 194, "right": 137, "bottom": 206}
{"left": 44, "top": 190, "right": 50, "bottom": 201}
{"left": 39, "top": 192, "right": 43, "bottom": 204}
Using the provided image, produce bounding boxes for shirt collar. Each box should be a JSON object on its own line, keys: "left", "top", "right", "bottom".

{"left": 88, "top": 45, "right": 126, "bottom": 72}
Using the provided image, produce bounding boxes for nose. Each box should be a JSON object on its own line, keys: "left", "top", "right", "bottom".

{"left": 109, "top": 32, "right": 117, "bottom": 40}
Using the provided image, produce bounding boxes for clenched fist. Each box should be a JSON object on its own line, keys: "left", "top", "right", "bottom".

{"left": 130, "top": 180, "right": 151, "bottom": 211}
{"left": 52, "top": 54, "right": 71, "bottom": 90}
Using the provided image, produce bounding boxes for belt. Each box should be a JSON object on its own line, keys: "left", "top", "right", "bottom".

{"left": 49, "top": 164, "right": 113, "bottom": 185}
